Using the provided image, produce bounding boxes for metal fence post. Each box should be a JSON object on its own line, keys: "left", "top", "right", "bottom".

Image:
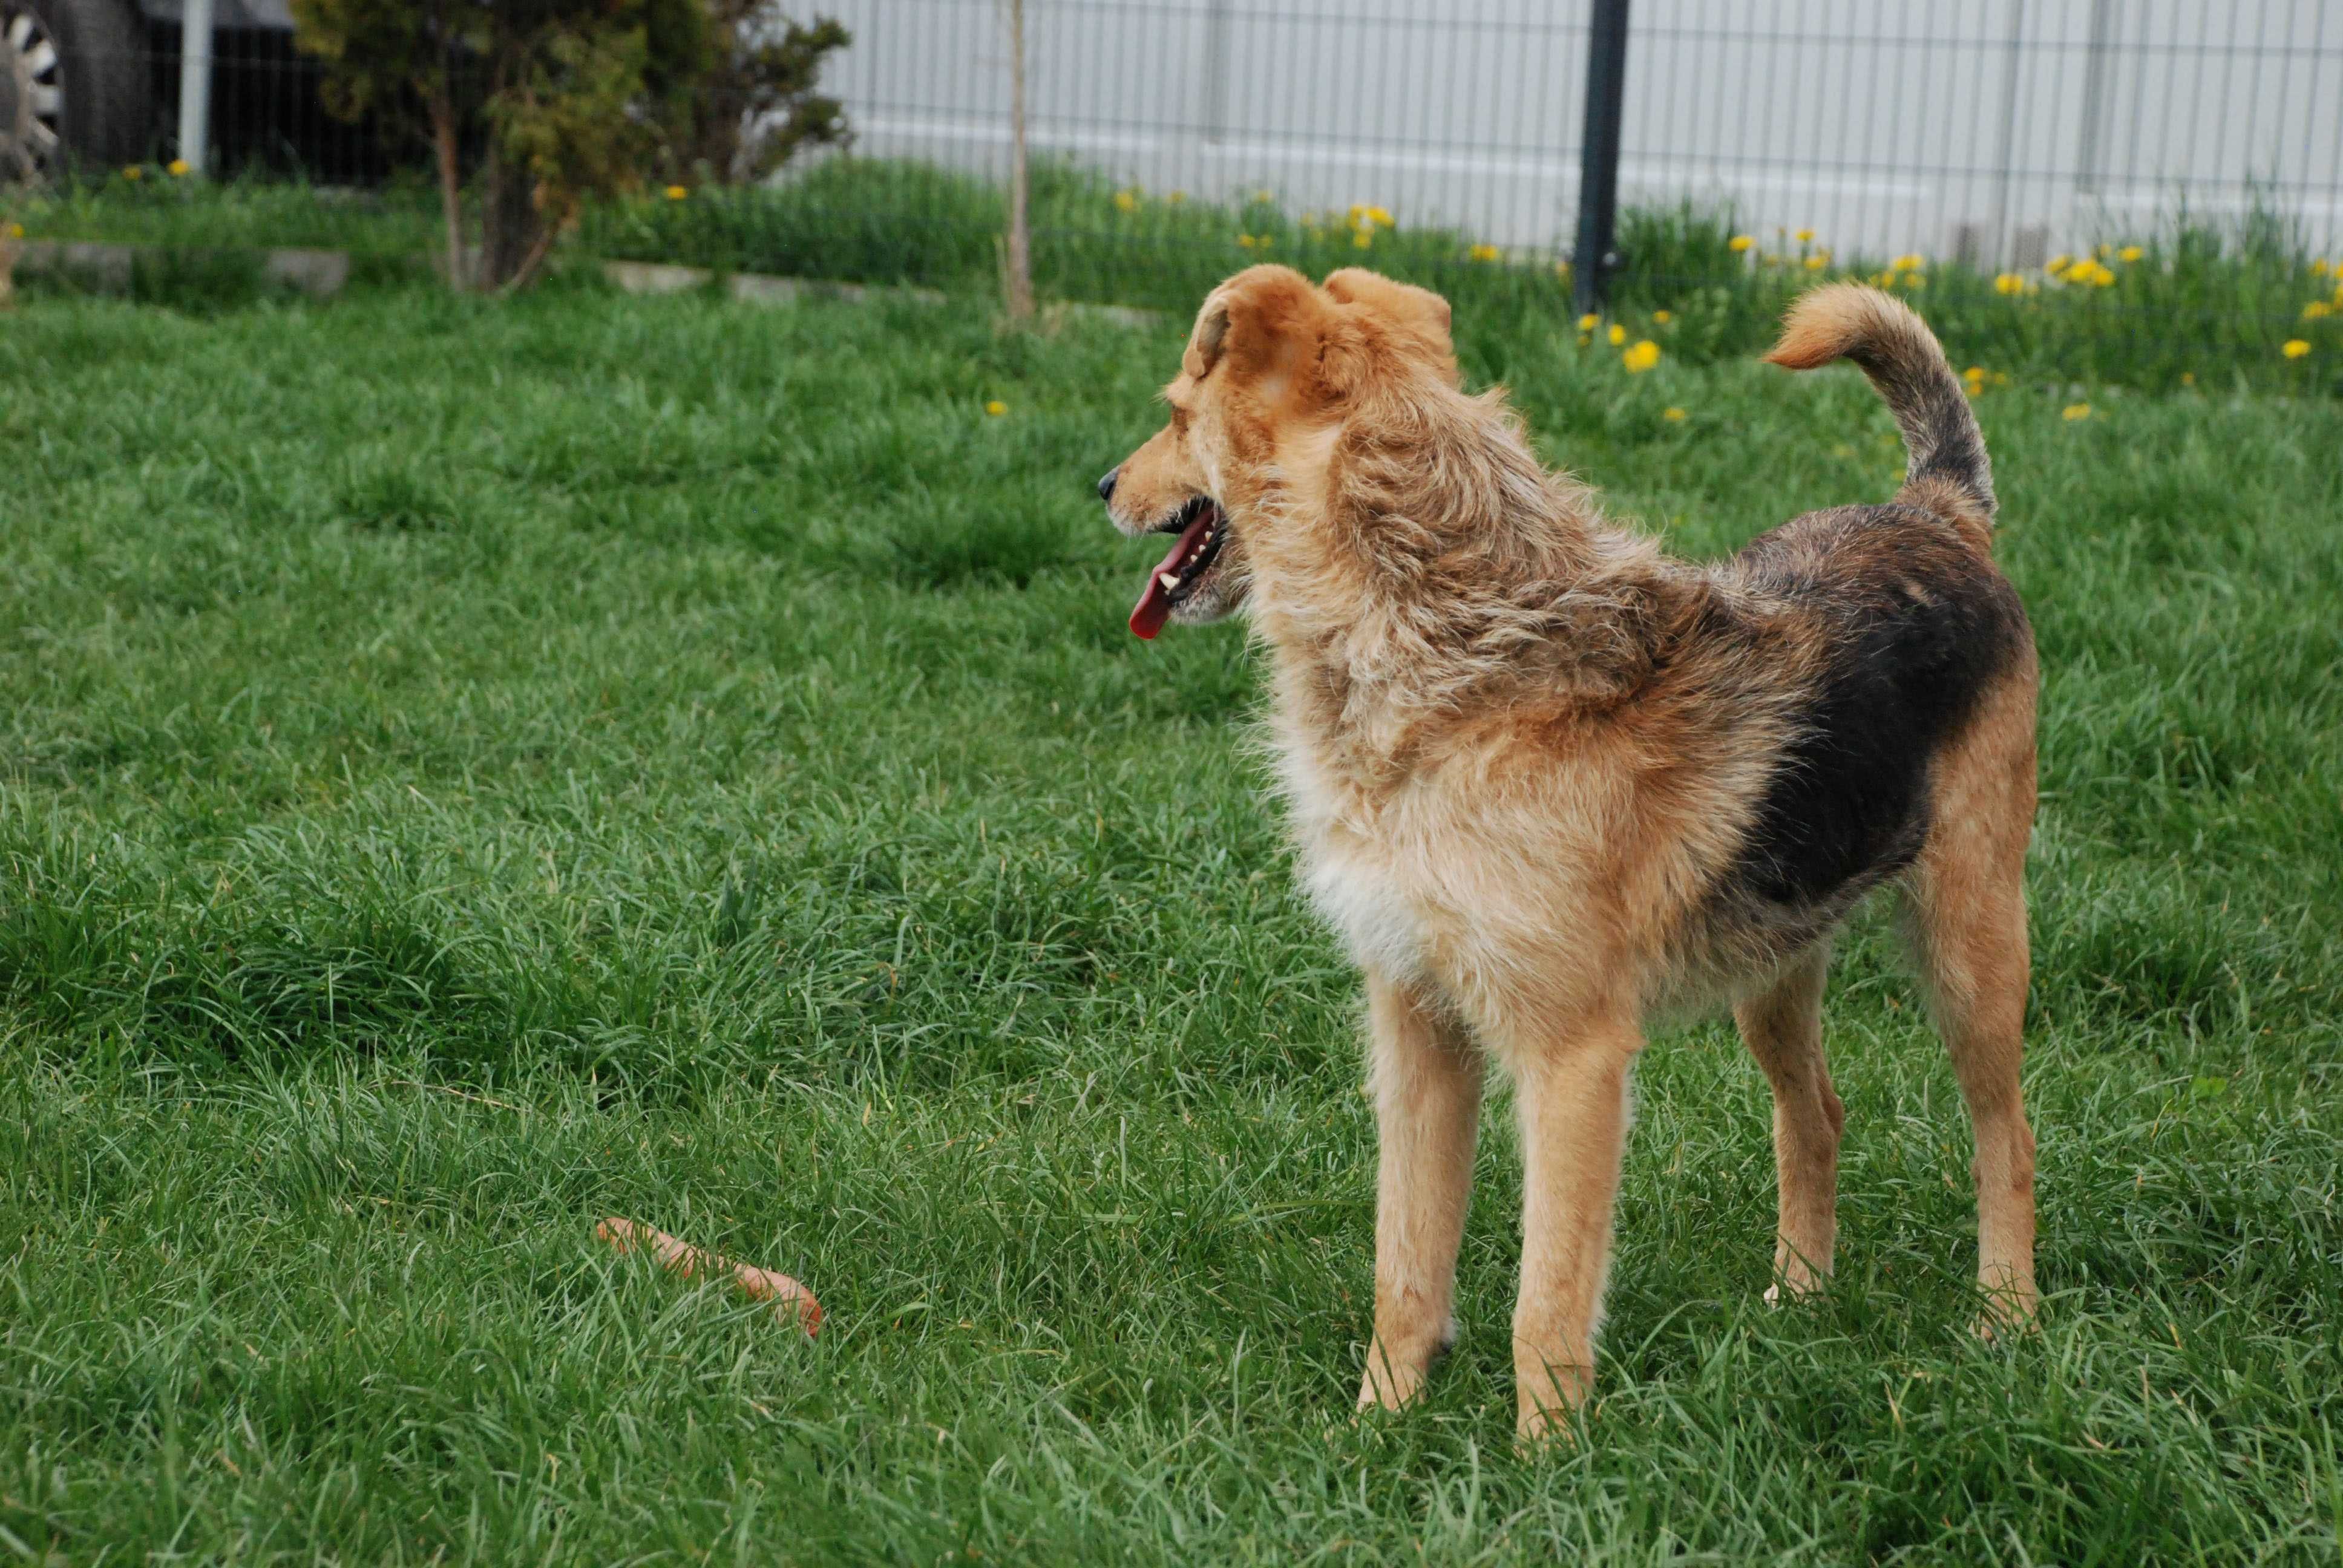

{"left": 1571, "top": 0, "right": 1630, "bottom": 318}
{"left": 176, "top": 0, "right": 215, "bottom": 175}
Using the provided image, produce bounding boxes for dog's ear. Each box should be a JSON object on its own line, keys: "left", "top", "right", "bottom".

{"left": 1321, "top": 269, "right": 1460, "bottom": 386}
{"left": 1184, "top": 265, "right": 1322, "bottom": 385}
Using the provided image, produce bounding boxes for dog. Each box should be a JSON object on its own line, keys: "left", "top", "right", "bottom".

{"left": 1096, "top": 268, "right": 2039, "bottom": 1442}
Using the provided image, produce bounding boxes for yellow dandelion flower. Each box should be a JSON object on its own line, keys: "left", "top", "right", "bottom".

{"left": 664, "top": 185, "right": 688, "bottom": 201}
{"left": 1469, "top": 243, "right": 1501, "bottom": 263}
{"left": 1993, "top": 273, "right": 2026, "bottom": 295}
{"left": 1236, "top": 234, "right": 1256, "bottom": 249}
{"left": 1803, "top": 252, "right": 1829, "bottom": 271}
{"left": 1554, "top": 261, "right": 1572, "bottom": 279}
{"left": 1352, "top": 230, "right": 1372, "bottom": 249}
{"left": 2063, "top": 259, "right": 2096, "bottom": 283}
{"left": 1113, "top": 189, "right": 1140, "bottom": 214}
{"left": 2303, "top": 300, "right": 2332, "bottom": 319}
{"left": 1794, "top": 227, "right": 1815, "bottom": 242}
{"left": 1608, "top": 323, "right": 1628, "bottom": 345}
{"left": 2062, "top": 403, "right": 2091, "bottom": 420}
{"left": 2311, "top": 259, "right": 2329, "bottom": 276}
{"left": 2118, "top": 245, "right": 2143, "bottom": 263}
{"left": 2045, "top": 253, "right": 2072, "bottom": 275}
{"left": 1579, "top": 313, "right": 1599, "bottom": 332}
{"left": 985, "top": 400, "right": 1008, "bottom": 416}
{"left": 1964, "top": 365, "right": 1985, "bottom": 382}
{"left": 1368, "top": 206, "right": 1394, "bottom": 227}
{"left": 1622, "top": 339, "right": 1661, "bottom": 373}
{"left": 1870, "top": 270, "right": 1893, "bottom": 287}
{"left": 2088, "top": 262, "right": 2115, "bottom": 286}
{"left": 1891, "top": 253, "right": 1924, "bottom": 272}
{"left": 1662, "top": 407, "right": 1686, "bottom": 421}
{"left": 167, "top": 158, "right": 189, "bottom": 177}
{"left": 1728, "top": 234, "right": 1754, "bottom": 253}
{"left": 1653, "top": 310, "right": 1672, "bottom": 324}
{"left": 2180, "top": 371, "right": 2196, "bottom": 385}
{"left": 1348, "top": 203, "right": 1367, "bottom": 223}
{"left": 122, "top": 165, "right": 142, "bottom": 180}
{"left": 2281, "top": 339, "right": 2312, "bottom": 359}
{"left": 5, "top": 223, "right": 21, "bottom": 239}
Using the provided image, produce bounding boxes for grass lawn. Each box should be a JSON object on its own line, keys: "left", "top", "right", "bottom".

{"left": 2, "top": 276, "right": 2339, "bottom": 1564}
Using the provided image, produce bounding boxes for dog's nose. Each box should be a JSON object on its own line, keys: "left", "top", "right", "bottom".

{"left": 1096, "top": 467, "right": 1119, "bottom": 504}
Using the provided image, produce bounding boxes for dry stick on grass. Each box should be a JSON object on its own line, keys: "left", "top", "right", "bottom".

{"left": 595, "top": 1216, "right": 824, "bottom": 1335}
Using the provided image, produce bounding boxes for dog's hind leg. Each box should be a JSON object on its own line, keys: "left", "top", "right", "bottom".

{"left": 1900, "top": 676, "right": 2040, "bottom": 1333}
{"left": 1734, "top": 946, "right": 1843, "bottom": 1301}
{"left": 1357, "top": 970, "right": 1483, "bottom": 1413}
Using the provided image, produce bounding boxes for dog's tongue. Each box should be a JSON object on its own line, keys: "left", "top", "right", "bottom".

{"left": 1129, "top": 509, "right": 1213, "bottom": 641}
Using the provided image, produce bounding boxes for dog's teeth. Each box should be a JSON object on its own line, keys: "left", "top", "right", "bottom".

{"left": 1158, "top": 572, "right": 1181, "bottom": 591}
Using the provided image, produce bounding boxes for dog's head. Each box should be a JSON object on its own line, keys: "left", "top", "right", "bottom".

{"left": 1098, "top": 265, "right": 1459, "bottom": 638}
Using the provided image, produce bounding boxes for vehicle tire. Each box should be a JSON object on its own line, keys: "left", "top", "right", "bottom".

{"left": 2, "top": 0, "right": 148, "bottom": 177}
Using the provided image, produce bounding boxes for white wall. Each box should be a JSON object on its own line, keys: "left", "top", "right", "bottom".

{"left": 810, "top": 0, "right": 2343, "bottom": 264}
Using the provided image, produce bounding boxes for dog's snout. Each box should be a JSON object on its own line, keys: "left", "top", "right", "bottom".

{"left": 1096, "top": 467, "right": 1120, "bottom": 505}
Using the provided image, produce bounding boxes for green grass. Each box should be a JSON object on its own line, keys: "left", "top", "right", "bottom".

{"left": 18, "top": 157, "right": 2343, "bottom": 395}
{"left": 2, "top": 274, "right": 2340, "bottom": 1564}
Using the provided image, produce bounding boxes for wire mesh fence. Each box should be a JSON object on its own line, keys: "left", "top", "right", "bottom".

{"left": 6, "top": 0, "right": 2342, "bottom": 384}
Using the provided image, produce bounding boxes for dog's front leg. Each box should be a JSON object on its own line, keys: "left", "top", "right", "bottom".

{"left": 1357, "top": 970, "right": 1482, "bottom": 1413}
{"left": 1506, "top": 1016, "right": 1642, "bottom": 1444}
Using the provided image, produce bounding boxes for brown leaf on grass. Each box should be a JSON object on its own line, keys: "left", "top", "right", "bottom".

{"left": 595, "top": 1215, "right": 822, "bottom": 1335}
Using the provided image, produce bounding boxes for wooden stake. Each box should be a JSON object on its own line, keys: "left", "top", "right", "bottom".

{"left": 1001, "top": 0, "right": 1034, "bottom": 323}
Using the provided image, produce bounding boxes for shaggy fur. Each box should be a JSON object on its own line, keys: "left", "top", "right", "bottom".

{"left": 1098, "top": 272, "right": 2039, "bottom": 1442}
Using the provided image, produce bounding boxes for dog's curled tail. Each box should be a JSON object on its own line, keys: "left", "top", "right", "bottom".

{"left": 1767, "top": 283, "right": 1996, "bottom": 548}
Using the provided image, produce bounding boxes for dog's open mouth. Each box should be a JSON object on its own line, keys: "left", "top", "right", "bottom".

{"left": 1129, "top": 495, "right": 1226, "bottom": 640}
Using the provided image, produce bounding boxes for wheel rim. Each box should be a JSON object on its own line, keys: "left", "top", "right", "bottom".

{"left": 1, "top": 5, "right": 65, "bottom": 177}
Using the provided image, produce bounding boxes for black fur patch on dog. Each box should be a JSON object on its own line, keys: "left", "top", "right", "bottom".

{"left": 1727, "top": 506, "right": 2030, "bottom": 907}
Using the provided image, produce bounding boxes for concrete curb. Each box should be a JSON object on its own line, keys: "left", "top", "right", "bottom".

{"left": 17, "top": 240, "right": 352, "bottom": 296}
{"left": 9, "top": 238, "right": 1166, "bottom": 328}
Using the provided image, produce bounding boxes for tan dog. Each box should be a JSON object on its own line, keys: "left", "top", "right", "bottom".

{"left": 1099, "top": 269, "right": 2037, "bottom": 1442}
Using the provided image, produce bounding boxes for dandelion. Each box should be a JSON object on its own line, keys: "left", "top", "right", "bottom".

{"left": 1469, "top": 243, "right": 1501, "bottom": 263}
{"left": 1608, "top": 323, "right": 1627, "bottom": 345}
{"left": 985, "top": 400, "right": 1008, "bottom": 416}
{"left": 2062, "top": 403, "right": 2092, "bottom": 420}
{"left": 2303, "top": 301, "right": 2332, "bottom": 319}
{"left": 2045, "top": 253, "right": 2072, "bottom": 275}
{"left": 664, "top": 185, "right": 688, "bottom": 201}
{"left": 5, "top": 223, "right": 21, "bottom": 240}
{"left": 1368, "top": 206, "right": 1394, "bottom": 227}
{"left": 2312, "top": 259, "right": 2330, "bottom": 276}
{"left": 1553, "top": 261, "right": 1572, "bottom": 280}
{"left": 1113, "top": 189, "right": 1140, "bottom": 214}
{"left": 1728, "top": 234, "right": 1753, "bottom": 253}
{"left": 1352, "top": 230, "right": 1372, "bottom": 249}
{"left": 1663, "top": 407, "right": 1686, "bottom": 421}
{"left": 1236, "top": 234, "right": 1256, "bottom": 249}
{"left": 1579, "top": 314, "right": 1599, "bottom": 332}
{"left": 1803, "top": 251, "right": 1830, "bottom": 271}
{"left": 1622, "top": 339, "right": 1661, "bottom": 373}
{"left": 1794, "top": 227, "right": 1815, "bottom": 242}
{"left": 2088, "top": 262, "right": 2115, "bottom": 286}
{"left": 2118, "top": 245, "right": 2143, "bottom": 263}
{"left": 2180, "top": 371, "right": 2196, "bottom": 385}
{"left": 122, "top": 165, "right": 142, "bottom": 180}
{"left": 167, "top": 158, "right": 189, "bottom": 177}
{"left": 2281, "top": 339, "right": 2312, "bottom": 359}
{"left": 1890, "top": 253, "right": 1924, "bottom": 273}
{"left": 1653, "top": 310, "right": 1672, "bottom": 324}
{"left": 1994, "top": 273, "right": 2027, "bottom": 295}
